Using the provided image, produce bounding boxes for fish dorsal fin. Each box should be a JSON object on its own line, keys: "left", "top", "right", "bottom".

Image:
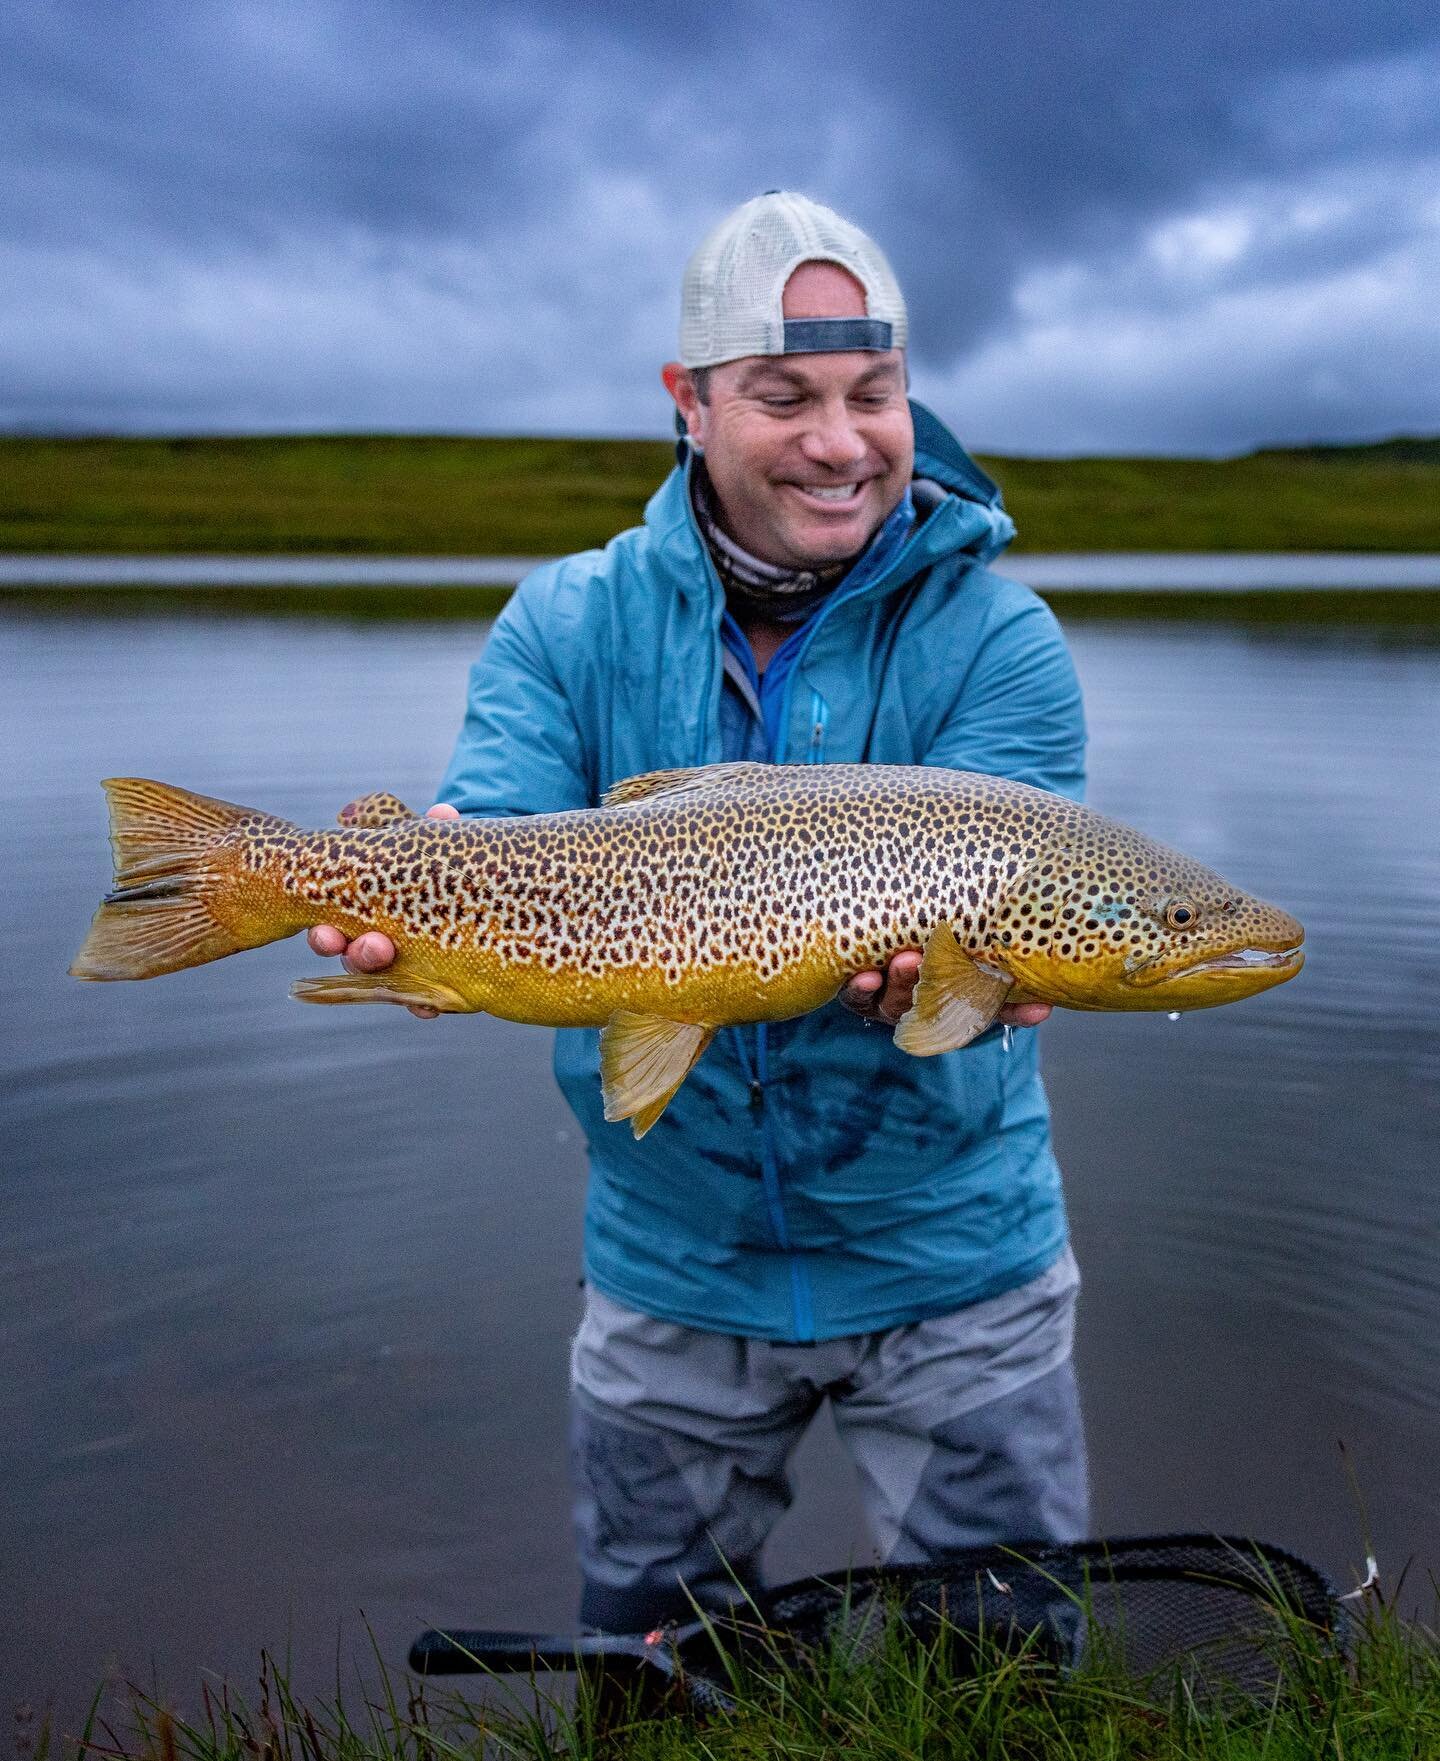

{"left": 894, "top": 921, "right": 1013, "bottom": 1056}
{"left": 602, "top": 763, "right": 772, "bottom": 807}
{"left": 337, "top": 790, "right": 416, "bottom": 828}
{"left": 599, "top": 1011, "right": 716, "bottom": 1138}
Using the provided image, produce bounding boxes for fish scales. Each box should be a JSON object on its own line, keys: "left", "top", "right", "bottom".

{"left": 238, "top": 767, "right": 1055, "bottom": 1021}
{"left": 71, "top": 762, "right": 1305, "bottom": 1136}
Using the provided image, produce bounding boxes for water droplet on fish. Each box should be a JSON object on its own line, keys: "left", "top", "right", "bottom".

{"left": 1001, "top": 1024, "right": 1014, "bottom": 1052}
{"left": 1167, "top": 1011, "right": 1181, "bottom": 1022}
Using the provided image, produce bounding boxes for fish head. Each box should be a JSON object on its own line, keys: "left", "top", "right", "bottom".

{"left": 989, "top": 827, "right": 1304, "bottom": 1013}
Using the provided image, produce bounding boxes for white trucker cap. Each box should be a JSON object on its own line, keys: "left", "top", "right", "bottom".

{"left": 679, "top": 190, "right": 908, "bottom": 369}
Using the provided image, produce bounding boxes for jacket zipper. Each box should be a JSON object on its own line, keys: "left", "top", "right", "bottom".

{"left": 808, "top": 690, "right": 829, "bottom": 764}
{"left": 689, "top": 469, "right": 939, "bottom": 1346}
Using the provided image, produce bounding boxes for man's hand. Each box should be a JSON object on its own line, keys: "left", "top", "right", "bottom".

{"left": 840, "top": 949, "right": 1052, "bottom": 1031}
{"left": 306, "top": 802, "right": 460, "bottom": 1018}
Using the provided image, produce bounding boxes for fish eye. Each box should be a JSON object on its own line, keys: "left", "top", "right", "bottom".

{"left": 1164, "top": 901, "right": 1197, "bottom": 930}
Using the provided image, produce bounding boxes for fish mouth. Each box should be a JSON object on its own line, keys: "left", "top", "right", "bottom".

{"left": 1167, "top": 945, "right": 1306, "bottom": 983}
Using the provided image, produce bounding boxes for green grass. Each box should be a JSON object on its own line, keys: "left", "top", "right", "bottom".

{"left": 47, "top": 1588, "right": 1440, "bottom": 1761}
{"left": 1, "top": 434, "right": 1437, "bottom": 556}
{"left": 0, "top": 436, "right": 674, "bottom": 558}
{"left": 6, "top": 586, "right": 1439, "bottom": 642}
{"left": 985, "top": 440, "right": 1440, "bottom": 554}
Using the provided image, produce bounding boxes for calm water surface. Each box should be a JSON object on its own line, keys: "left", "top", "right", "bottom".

{"left": 3, "top": 609, "right": 1438, "bottom": 1721}
{"left": 4, "top": 551, "right": 1440, "bottom": 587}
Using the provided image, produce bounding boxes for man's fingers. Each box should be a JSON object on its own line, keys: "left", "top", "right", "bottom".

{"left": 425, "top": 803, "right": 461, "bottom": 820}
{"left": 847, "top": 957, "right": 1053, "bottom": 1032}
{"left": 876, "top": 949, "right": 922, "bottom": 1024}
{"left": 308, "top": 925, "right": 347, "bottom": 957}
{"left": 841, "top": 950, "right": 923, "bottom": 1022}
{"left": 840, "top": 970, "right": 885, "bottom": 1013}
{"left": 341, "top": 931, "right": 397, "bottom": 973}
{"left": 407, "top": 1004, "right": 441, "bottom": 1019}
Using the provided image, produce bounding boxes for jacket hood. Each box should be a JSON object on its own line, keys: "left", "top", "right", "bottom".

{"left": 653, "top": 399, "right": 1015, "bottom": 598}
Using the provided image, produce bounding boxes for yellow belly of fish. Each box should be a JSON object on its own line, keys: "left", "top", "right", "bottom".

{"left": 377, "top": 920, "right": 851, "bottom": 1029}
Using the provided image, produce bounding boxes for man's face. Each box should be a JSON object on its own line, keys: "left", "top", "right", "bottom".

{"left": 664, "top": 262, "right": 915, "bottom": 570}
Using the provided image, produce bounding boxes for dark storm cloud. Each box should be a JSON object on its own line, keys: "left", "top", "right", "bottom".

{"left": 1, "top": 0, "right": 1436, "bottom": 449}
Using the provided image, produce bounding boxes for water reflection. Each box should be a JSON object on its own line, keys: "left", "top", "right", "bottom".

{"left": 2, "top": 610, "right": 1437, "bottom": 1722}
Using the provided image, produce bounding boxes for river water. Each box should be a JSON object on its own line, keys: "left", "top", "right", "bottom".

{"left": 4, "top": 551, "right": 1440, "bottom": 588}
{"left": 3, "top": 605, "right": 1438, "bottom": 1724}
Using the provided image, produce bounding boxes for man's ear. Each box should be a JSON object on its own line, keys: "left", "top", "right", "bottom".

{"left": 661, "top": 362, "right": 706, "bottom": 448}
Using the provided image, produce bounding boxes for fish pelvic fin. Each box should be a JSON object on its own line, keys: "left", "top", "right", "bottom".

{"left": 337, "top": 790, "right": 416, "bottom": 828}
{"left": 893, "top": 921, "right": 1013, "bottom": 1056}
{"left": 290, "top": 972, "right": 470, "bottom": 1011}
{"left": 70, "top": 778, "right": 291, "bottom": 982}
{"left": 600, "top": 1012, "right": 716, "bottom": 1139}
{"left": 602, "top": 763, "right": 771, "bottom": 807}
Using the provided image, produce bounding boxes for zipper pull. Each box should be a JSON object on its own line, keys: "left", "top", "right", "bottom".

{"left": 807, "top": 689, "right": 828, "bottom": 764}
{"left": 749, "top": 1078, "right": 765, "bottom": 1115}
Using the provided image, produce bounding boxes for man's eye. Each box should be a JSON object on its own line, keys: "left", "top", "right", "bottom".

{"left": 761, "top": 396, "right": 803, "bottom": 411}
{"left": 852, "top": 392, "right": 894, "bottom": 408}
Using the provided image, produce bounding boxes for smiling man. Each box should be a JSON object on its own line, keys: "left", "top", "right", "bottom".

{"left": 310, "top": 192, "right": 1089, "bottom": 1628}
{"left": 666, "top": 260, "right": 913, "bottom": 574}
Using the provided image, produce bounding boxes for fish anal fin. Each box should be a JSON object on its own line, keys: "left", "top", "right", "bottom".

{"left": 893, "top": 921, "right": 1013, "bottom": 1056}
{"left": 602, "top": 763, "right": 771, "bottom": 808}
{"left": 290, "top": 972, "right": 470, "bottom": 1011}
{"left": 600, "top": 1012, "right": 715, "bottom": 1138}
{"left": 337, "top": 791, "right": 416, "bottom": 828}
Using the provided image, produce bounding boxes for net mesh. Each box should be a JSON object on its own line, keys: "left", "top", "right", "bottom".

{"left": 678, "top": 1534, "right": 1338, "bottom": 1711}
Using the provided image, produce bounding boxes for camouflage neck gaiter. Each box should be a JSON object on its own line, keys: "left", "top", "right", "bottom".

{"left": 691, "top": 465, "right": 854, "bottom": 625}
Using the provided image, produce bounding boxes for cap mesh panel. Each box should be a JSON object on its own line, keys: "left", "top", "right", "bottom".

{"left": 680, "top": 191, "right": 908, "bottom": 367}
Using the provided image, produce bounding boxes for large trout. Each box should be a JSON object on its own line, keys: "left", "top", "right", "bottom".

{"left": 72, "top": 763, "right": 1304, "bottom": 1136}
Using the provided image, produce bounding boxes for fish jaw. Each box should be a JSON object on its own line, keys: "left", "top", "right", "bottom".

{"left": 996, "top": 937, "right": 1304, "bottom": 1013}
{"left": 1119, "top": 938, "right": 1305, "bottom": 1010}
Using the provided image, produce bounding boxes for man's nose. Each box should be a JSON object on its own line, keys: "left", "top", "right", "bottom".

{"left": 799, "top": 398, "right": 867, "bottom": 469}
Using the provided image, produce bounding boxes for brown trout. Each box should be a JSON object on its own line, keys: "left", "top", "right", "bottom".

{"left": 71, "top": 763, "right": 1304, "bottom": 1136}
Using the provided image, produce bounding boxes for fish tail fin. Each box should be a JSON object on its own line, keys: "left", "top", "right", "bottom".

{"left": 70, "top": 778, "right": 290, "bottom": 981}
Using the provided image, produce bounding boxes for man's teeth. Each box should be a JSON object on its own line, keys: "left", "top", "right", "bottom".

{"left": 803, "top": 484, "right": 858, "bottom": 501}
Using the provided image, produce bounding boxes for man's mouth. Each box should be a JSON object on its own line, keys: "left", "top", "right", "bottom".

{"left": 788, "top": 481, "right": 867, "bottom": 509}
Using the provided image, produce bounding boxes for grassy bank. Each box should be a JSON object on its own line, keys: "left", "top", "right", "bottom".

{"left": 59, "top": 1594, "right": 1440, "bottom": 1761}
{"left": 2, "top": 434, "right": 1437, "bottom": 556}
{"left": 7, "top": 585, "right": 1440, "bottom": 640}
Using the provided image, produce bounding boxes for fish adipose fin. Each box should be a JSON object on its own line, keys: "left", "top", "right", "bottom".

{"left": 602, "top": 763, "right": 772, "bottom": 807}
{"left": 290, "top": 973, "right": 469, "bottom": 1011}
{"left": 71, "top": 778, "right": 290, "bottom": 981}
{"left": 337, "top": 791, "right": 416, "bottom": 828}
{"left": 600, "top": 1011, "right": 716, "bottom": 1138}
{"left": 893, "top": 921, "right": 1013, "bottom": 1056}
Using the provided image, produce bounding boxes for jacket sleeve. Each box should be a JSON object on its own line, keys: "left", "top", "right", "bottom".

{"left": 924, "top": 589, "right": 1087, "bottom": 803}
{"left": 434, "top": 568, "right": 595, "bottom": 817}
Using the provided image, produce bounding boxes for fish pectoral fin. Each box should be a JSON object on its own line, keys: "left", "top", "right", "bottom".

{"left": 599, "top": 1012, "right": 715, "bottom": 1139}
{"left": 601, "top": 763, "right": 771, "bottom": 807}
{"left": 337, "top": 790, "right": 417, "bottom": 828}
{"left": 893, "top": 922, "right": 1013, "bottom": 1056}
{"left": 289, "top": 972, "right": 470, "bottom": 1011}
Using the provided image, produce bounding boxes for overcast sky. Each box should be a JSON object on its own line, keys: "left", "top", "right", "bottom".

{"left": 3, "top": 0, "right": 1437, "bottom": 453}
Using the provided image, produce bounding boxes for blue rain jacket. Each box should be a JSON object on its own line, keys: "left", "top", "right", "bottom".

{"left": 438, "top": 401, "right": 1087, "bottom": 1343}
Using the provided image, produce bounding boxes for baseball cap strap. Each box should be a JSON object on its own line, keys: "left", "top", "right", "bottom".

{"left": 782, "top": 317, "right": 894, "bottom": 353}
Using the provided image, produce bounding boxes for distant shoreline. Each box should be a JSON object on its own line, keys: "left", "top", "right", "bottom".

{"left": 2, "top": 433, "right": 1436, "bottom": 557}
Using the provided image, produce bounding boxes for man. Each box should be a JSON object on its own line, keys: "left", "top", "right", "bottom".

{"left": 310, "top": 192, "right": 1088, "bottom": 1629}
